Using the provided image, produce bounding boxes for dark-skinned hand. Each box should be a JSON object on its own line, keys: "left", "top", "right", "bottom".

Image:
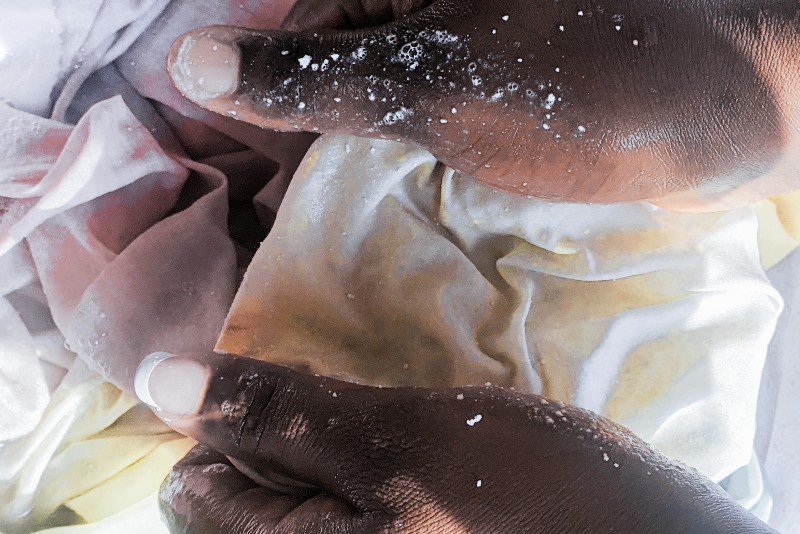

{"left": 135, "top": 352, "right": 775, "bottom": 533}
{"left": 168, "top": 0, "right": 800, "bottom": 209}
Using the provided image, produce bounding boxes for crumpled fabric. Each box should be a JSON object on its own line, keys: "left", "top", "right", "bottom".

{"left": 34, "top": 493, "right": 175, "bottom": 534}
{"left": 0, "top": 0, "right": 293, "bottom": 530}
{"left": 756, "top": 190, "right": 800, "bottom": 270}
{"left": 0, "top": 84, "right": 231, "bottom": 530}
{"left": 0, "top": 287, "right": 51, "bottom": 443}
{"left": 755, "top": 247, "right": 800, "bottom": 533}
{"left": 0, "top": 357, "right": 194, "bottom": 533}
{"left": 0, "top": 0, "right": 799, "bottom": 532}
{"left": 219, "top": 134, "right": 782, "bottom": 493}
{"left": 0, "top": 0, "right": 171, "bottom": 120}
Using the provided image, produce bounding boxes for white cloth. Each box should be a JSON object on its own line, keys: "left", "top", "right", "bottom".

{"left": 0, "top": 85, "right": 215, "bottom": 532}
{"left": 219, "top": 135, "right": 783, "bottom": 489}
{"left": 0, "top": 0, "right": 170, "bottom": 120}
{"left": 0, "top": 357, "right": 193, "bottom": 531}
{"left": 756, "top": 248, "right": 800, "bottom": 532}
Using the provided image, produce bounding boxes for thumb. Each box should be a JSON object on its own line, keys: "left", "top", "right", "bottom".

{"left": 167, "top": 1, "right": 463, "bottom": 140}
{"left": 134, "top": 352, "right": 397, "bottom": 499}
{"left": 136, "top": 353, "right": 775, "bottom": 534}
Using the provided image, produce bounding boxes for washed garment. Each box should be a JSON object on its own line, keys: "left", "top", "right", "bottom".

{"left": 0, "top": 1, "right": 270, "bottom": 530}
{"left": 218, "top": 135, "right": 783, "bottom": 488}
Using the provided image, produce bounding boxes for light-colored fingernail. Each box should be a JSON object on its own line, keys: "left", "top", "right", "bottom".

{"left": 170, "top": 33, "right": 240, "bottom": 102}
{"left": 135, "top": 352, "right": 210, "bottom": 415}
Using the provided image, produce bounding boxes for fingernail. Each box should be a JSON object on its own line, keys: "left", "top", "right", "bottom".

{"left": 135, "top": 352, "right": 210, "bottom": 415}
{"left": 170, "top": 32, "right": 240, "bottom": 102}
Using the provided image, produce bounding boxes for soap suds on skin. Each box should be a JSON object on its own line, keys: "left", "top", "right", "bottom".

{"left": 224, "top": 11, "right": 585, "bottom": 196}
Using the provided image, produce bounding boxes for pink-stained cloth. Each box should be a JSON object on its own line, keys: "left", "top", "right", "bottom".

{"left": 0, "top": 0, "right": 314, "bottom": 410}
{"left": 0, "top": 1, "right": 307, "bottom": 530}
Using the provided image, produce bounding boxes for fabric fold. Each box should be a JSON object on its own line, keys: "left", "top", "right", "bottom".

{"left": 218, "top": 135, "right": 782, "bottom": 488}
{"left": 0, "top": 0, "right": 171, "bottom": 119}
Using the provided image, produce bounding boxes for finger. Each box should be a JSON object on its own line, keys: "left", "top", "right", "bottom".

{"left": 282, "top": 0, "right": 436, "bottom": 31}
{"left": 167, "top": 1, "right": 464, "bottom": 139}
{"left": 133, "top": 350, "right": 517, "bottom": 525}
{"left": 166, "top": 1, "right": 800, "bottom": 205}
{"left": 133, "top": 349, "right": 639, "bottom": 521}
{"left": 134, "top": 352, "right": 407, "bottom": 502}
{"left": 137, "top": 353, "right": 773, "bottom": 533}
{"left": 164, "top": 446, "right": 389, "bottom": 534}
{"left": 160, "top": 443, "right": 309, "bottom": 534}
{"left": 139, "top": 353, "right": 404, "bottom": 530}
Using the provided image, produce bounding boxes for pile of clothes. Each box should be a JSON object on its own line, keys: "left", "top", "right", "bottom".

{"left": 1, "top": 1, "right": 799, "bottom": 532}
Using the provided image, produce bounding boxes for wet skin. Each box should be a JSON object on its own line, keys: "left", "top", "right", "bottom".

{"left": 169, "top": 0, "right": 800, "bottom": 208}
{"left": 155, "top": 353, "right": 775, "bottom": 533}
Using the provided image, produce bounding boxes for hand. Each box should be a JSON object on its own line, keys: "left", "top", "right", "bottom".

{"left": 135, "top": 352, "right": 773, "bottom": 533}
{"left": 165, "top": 0, "right": 800, "bottom": 208}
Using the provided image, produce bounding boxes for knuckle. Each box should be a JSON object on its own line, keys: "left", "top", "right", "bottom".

{"left": 220, "top": 373, "right": 280, "bottom": 451}
{"left": 209, "top": 367, "right": 307, "bottom": 457}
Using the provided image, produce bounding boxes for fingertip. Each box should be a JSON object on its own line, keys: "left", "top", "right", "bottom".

{"left": 135, "top": 351, "right": 175, "bottom": 407}
{"left": 168, "top": 28, "right": 241, "bottom": 104}
{"left": 135, "top": 352, "right": 210, "bottom": 415}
